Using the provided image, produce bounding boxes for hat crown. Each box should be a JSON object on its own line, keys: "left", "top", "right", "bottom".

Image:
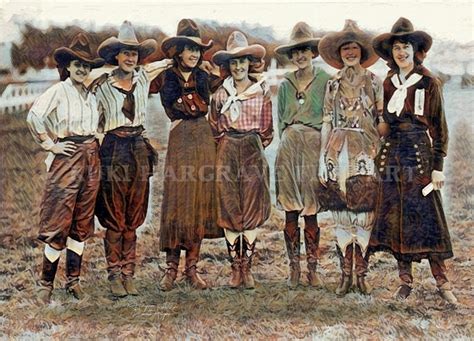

{"left": 176, "top": 18, "right": 201, "bottom": 38}
{"left": 117, "top": 20, "right": 140, "bottom": 44}
{"left": 342, "top": 19, "right": 361, "bottom": 33}
{"left": 69, "top": 32, "right": 93, "bottom": 56}
{"left": 290, "top": 22, "right": 314, "bottom": 41}
{"left": 391, "top": 17, "right": 415, "bottom": 34}
{"left": 226, "top": 31, "right": 249, "bottom": 51}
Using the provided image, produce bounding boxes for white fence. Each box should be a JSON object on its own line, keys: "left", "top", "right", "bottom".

{"left": 0, "top": 80, "right": 56, "bottom": 114}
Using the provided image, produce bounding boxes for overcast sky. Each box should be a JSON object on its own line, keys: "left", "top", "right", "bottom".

{"left": 0, "top": 0, "right": 473, "bottom": 43}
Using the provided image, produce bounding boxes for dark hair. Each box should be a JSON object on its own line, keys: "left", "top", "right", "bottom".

{"left": 286, "top": 45, "right": 318, "bottom": 60}
{"left": 57, "top": 59, "right": 91, "bottom": 81}
{"left": 173, "top": 42, "right": 203, "bottom": 68}
{"left": 221, "top": 55, "right": 262, "bottom": 75}
{"left": 337, "top": 41, "right": 367, "bottom": 65}
{"left": 387, "top": 37, "right": 424, "bottom": 71}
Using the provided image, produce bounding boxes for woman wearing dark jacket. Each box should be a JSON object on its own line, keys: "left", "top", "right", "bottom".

{"left": 369, "top": 17, "right": 457, "bottom": 305}
{"left": 149, "top": 19, "right": 223, "bottom": 291}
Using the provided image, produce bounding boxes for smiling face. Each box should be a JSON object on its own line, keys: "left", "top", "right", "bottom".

{"left": 391, "top": 40, "right": 415, "bottom": 71}
{"left": 66, "top": 59, "right": 91, "bottom": 84}
{"left": 289, "top": 46, "right": 314, "bottom": 69}
{"left": 178, "top": 44, "right": 201, "bottom": 69}
{"left": 340, "top": 42, "right": 362, "bottom": 67}
{"left": 116, "top": 48, "right": 139, "bottom": 73}
{"left": 229, "top": 56, "right": 250, "bottom": 82}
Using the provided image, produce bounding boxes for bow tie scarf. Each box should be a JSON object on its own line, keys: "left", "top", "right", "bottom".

{"left": 117, "top": 82, "right": 138, "bottom": 122}
{"left": 387, "top": 73, "right": 423, "bottom": 116}
{"left": 220, "top": 76, "right": 266, "bottom": 122}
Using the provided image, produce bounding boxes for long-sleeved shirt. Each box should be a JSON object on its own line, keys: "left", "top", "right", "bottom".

{"left": 27, "top": 77, "right": 99, "bottom": 148}
{"left": 382, "top": 65, "right": 448, "bottom": 171}
{"left": 209, "top": 76, "right": 273, "bottom": 147}
{"left": 277, "top": 67, "right": 331, "bottom": 137}
{"left": 93, "top": 60, "right": 169, "bottom": 132}
{"left": 149, "top": 66, "right": 222, "bottom": 122}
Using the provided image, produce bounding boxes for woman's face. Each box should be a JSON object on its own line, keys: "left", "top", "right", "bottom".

{"left": 67, "top": 59, "right": 91, "bottom": 84}
{"left": 392, "top": 40, "right": 414, "bottom": 70}
{"left": 116, "top": 49, "right": 139, "bottom": 73}
{"left": 229, "top": 56, "right": 250, "bottom": 82}
{"left": 340, "top": 42, "right": 361, "bottom": 67}
{"left": 290, "top": 46, "right": 314, "bottom": 69}
{"left": 179, "top": 44, "right": 201, "bottom": 68}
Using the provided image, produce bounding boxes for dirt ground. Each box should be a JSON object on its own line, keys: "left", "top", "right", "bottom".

{"left": 0, "top": 96, "right": 473, "bottom": 339}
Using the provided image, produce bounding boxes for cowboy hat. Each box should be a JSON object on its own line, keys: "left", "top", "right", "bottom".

{"left": 319, "top": 19, "right": 379, "bottom": 69}
{"left": 373, "top": 17, "right": 432, "bottom": 62}
{"left": 98, "top": 21, "right": 157, "bottom": 65}
{"left": 54, "top": 32, "right": 105, "bottom": 68}
{"left": 212, "top": 31, "right": 265, "bottom": 66}
{"left": 161, "top": 19, "right": 213, "bottom": 58}
{"left": 274, "top": 22, "right": 320, "bottom": 56}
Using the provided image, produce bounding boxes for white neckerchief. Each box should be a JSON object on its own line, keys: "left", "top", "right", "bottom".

{"left": 387, "top": 73, "right": 423, "bottom": 116}
{"left": 221, "top": 76, "right": 266, "bottom": 122}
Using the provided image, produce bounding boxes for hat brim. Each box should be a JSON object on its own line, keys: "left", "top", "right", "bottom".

{"left": 373, "top": 31, "right": 433, "bottom": 62}
{"left": 319, "top": 30, "right": 379, "bottom": 69}
{"left": 161, "top": 36, "right": 213, "bottom": 58}
{"left": 212, "top": 44, "right": 266, "bottom": 66}
{"left": 98, "top": 37, "right": 157, "bottom": 65}
{"left": 53, "top": 48, "right": 105, "bottom": 68}
{"left": 274, "top": 38, "right": 320, "bottom": 56}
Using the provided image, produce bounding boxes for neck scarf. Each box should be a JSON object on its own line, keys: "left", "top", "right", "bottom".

{"left": 387, "top": 73, "right": 422, "bottom": 116}
{"left": 221, "top": 76, "right": 266, "bottom": 122}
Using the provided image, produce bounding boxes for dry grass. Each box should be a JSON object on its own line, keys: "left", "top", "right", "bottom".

{"left": 0, "top": 102, "right": 473, "bottom": 339}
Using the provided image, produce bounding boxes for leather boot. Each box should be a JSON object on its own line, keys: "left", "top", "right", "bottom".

{"left": 284, "top": 211, "right": 300, "bottom": 289}
{"left": 438, "top": 282, "right": 458, "bottom": 305}
{"left": 159, "top": 262, "right": 178, "bottom": 292}
{"left": 226, "top": 236, "right": 242, "bottom": 288}
{"left": 65, "top": 249, "right": 85, "bottom": 299}
{"left": 109, "top": 277, "right": 128, "bottom": 297}
{"left": 354, "top": 244, "right": 372, "bottom": 295}
{"left": 335, "top": 244, "right": 353, "bottom": 296}
{"left": 38, "top": 254, "right": 59, "bottom": 304}
{"left": 304, "top": 215, "right": 322, "bottom": 288}
{"left": 122, "top": 230, "right": 138, "bottom": 295}
{"left": 241, "top": 236, "right": 256, "bottom": 289}
{"left": 159, "top": 248, "right": 180, "bottom": 291}
{"left": 184, "top": 244, "right": 207, "bottom": 290}
{"left": 104, "top": 230, "right": 122, "bottom": 281}
{"left": 395, "top": 260, "right": 413, "bottom": 300}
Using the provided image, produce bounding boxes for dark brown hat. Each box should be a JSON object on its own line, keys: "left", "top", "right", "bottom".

{"left": 319, "top": 19, "right": 379, "bottom": 69}
{"left": 373, "top": 17, "right": 433, "bottom": 61}
{"left": 53, "top": 33, "right": 105, "bottom": 68}
{"left": 274, "top": 22, "right": 320, "bottom": 56}
{"left": 161, "top": 19, "right": 213, "bottom": 58}
{"left": 98, "top": 21, "right": 157, "bottom": 65}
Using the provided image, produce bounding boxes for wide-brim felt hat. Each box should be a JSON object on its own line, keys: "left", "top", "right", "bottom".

{"left": 275, "top": 22, "right": 320, "bottom": 55}
{"left": 98, "top": 21, "right": 157, "bottom": 65}
{"left": 373, "top": 17, "right": 432, "bottom": 61}
{"left": 53, "top": 32, "right": 105, "bottom": 68}
{"left": 161, "top": 18, "right": 213, "bottom": 58}
{"left": 319, "top": 19, "right": 379, "bottom": 69}
{"left": 212, "top": 31, "right": 266, "bottom": 66}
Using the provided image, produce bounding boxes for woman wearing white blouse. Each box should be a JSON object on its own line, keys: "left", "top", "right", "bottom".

{"left": 27, "top": 33, "right": 104, "bottom": 304}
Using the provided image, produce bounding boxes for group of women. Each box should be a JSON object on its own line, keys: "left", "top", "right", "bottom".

{"left": 28, "top": 16, "right": 457, "bottom": 306}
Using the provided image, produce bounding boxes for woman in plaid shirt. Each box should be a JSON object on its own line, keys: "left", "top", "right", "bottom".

{"left": 210, "top": 31, "right": 273, "bottom": 289}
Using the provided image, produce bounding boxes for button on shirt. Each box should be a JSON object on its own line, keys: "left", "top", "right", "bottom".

{"left": 27, "top": 78, "right": 99, "bottom": 145}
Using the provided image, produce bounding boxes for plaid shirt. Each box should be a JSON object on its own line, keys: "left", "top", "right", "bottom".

{"left": 210, "top": 80, "right": 273, "bottom": 147}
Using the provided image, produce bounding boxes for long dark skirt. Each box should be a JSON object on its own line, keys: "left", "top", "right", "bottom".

{"left": 215, "top": 132, "right": 271, "bottom": 232}
{"left": 369, "top": 130, "right": 453, "bottom": 262}
{"left": 160, "top": 116, "right": 222, "bottom": 251}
